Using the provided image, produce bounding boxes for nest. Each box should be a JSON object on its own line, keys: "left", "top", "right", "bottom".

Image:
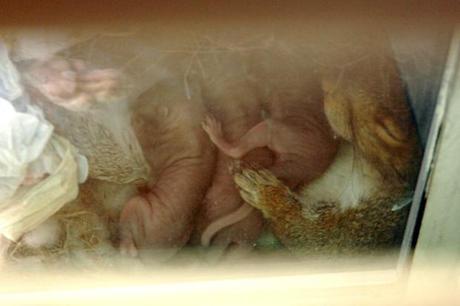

{"left": 6, "top": 182, "right": 117, "bottom": 268}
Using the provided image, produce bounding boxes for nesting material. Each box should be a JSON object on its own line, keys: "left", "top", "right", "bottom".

{"left": 6, "top": 194, "right": 113, "bottom": 267}
{"left": 22, "top": 219, "right": 61, "bottom": 248}
{"left": 4, "top": 177, "right": 150, "bottom": 271}
{"left": 0, "top": 136, "right": 81, "bottom": 242}
{"left": 37, "top": 100, "right": 151, "bottom": 185}
{"left": 0, "top": 25, "right": 425, "bottom": 270}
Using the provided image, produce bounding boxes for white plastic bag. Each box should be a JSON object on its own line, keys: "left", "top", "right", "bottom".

{"left": 0, "top": 98, "right": 54, "bottom": 202}
{"left": 0, "top": 41, "right": 61, "bottom": 201}
{"left": 0, "top": 39, "right": 88, "bottom": 241}
{"left": 0, "top": 42, "right": 22, "bottom": 101}
{"left": 0, "top": 135, "right": 80, "bottom": 241}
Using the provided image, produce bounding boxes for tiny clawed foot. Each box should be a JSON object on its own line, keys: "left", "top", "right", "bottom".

{"left": 202, "top": 115, "right": 223, "bottom": 141}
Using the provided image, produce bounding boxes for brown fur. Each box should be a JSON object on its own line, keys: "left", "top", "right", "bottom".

{"left": 234, "top": 35, "right": 422, "bottom": 254}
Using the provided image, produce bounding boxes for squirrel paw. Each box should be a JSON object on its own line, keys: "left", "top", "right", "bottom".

{"left": 234, "top": 168, "right": 287, "bottom": 218}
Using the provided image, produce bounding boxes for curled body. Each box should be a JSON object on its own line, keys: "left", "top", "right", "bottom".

{"left": 12, "top": 32, "right": 217, "bottom": 261}
{"left": 120, "top": 77, "right": 216, "bottom": 258}
{"left": 197, "top": 47, "right": 339, "bottom": 256}
{"left": 203, "top": 47, "right": 339, "bottom": 190}
{"left": 193, "top": 53, "right": 274, "bottom": 253}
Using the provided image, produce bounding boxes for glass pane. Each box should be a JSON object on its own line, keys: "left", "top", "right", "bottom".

{"left": 0, "top": 10, "right": 452, "bottom": 278}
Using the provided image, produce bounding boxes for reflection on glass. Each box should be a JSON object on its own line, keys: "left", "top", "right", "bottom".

{"left": 0, "top": 22, "right": 441, "bottom": 273}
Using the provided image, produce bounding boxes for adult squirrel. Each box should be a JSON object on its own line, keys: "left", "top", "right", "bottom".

{"left": 233, "top": 31, "right": 422, "bottom": 255}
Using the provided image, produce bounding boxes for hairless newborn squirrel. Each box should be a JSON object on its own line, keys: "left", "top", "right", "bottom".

{"left": 199, "top": 47, "right": 339, "bottom": 253}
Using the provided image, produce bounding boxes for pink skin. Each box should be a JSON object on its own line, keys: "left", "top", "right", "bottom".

{"left": 198, "top": 90, "right": 338, "bottom": 251}
{"left": 193, "top": 76, "right": 274, "bottom": 252}
{"left": 200, "top": 201, "right": 255, "bottom": 247}
{"left": 202, "top": 51, "right": 340, "bottom": 192}
{"left": 21, "top": 165, "right": 49, "bottom": 187}
{"left": 202, "top": 103, "right": 338, "bottom": 191}
{"left": 21, "top": 173, "right": 46, "bottom": 187}
{"left": 25, "top": 57, "right": 123, "bottom": 111}
{"left": 196, "top": 148, "right": 271, "bottom": 250}
{"left": 119, "top": 81, "right": 215, "bottom": 258}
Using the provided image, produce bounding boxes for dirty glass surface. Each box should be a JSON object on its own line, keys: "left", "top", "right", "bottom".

{"left": 0, "top": 17, "right": 451, "bottom": 276}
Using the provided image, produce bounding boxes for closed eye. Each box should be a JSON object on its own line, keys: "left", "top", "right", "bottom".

{"left": 375, "top": 116, "right": 406, "bottom": 146}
